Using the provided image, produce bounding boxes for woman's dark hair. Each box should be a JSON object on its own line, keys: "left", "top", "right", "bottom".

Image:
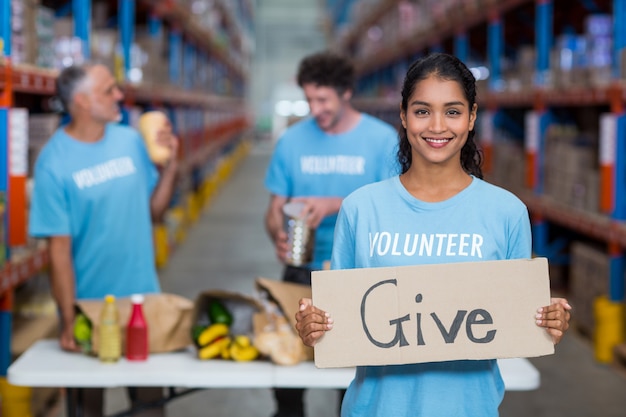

{"left": 296, "top": 51, "right": 355, "bottom": 94}
{"left": 398, "top": 53, "right": 483, "bottom": 179}
{"left": 56, "top": 65, "right": 89, "bottom": 113}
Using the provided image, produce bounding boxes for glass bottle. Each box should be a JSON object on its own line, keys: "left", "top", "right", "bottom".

{"left": 126, "top": 294, "right": 149, "bottom": 361}
{"left": 99, "top": 295, "right": 121, "bottom": 363}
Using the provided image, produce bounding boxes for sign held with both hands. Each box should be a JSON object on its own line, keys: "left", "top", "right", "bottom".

{"left": 311, "top": 258, "right": 554, "bottom": 368}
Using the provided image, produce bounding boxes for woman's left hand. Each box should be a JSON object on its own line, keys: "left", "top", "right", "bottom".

{"left": 536, "top": 297, "right": 572, "bottom": 345}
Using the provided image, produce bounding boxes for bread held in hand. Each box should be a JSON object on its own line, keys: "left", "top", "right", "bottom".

{"left": 138, "top": 111, "right": 172, "bottom": 165}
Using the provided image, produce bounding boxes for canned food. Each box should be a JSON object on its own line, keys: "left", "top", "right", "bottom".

{"left": 283, "top": 202, "right": 315, "bottom": 267}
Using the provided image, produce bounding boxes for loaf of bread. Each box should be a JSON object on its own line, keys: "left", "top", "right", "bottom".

{"left": 138, "top": 111, "right": 172, "bottom": 165}
{"left": 254, "top": 313, "right": 305, "bottom": 366}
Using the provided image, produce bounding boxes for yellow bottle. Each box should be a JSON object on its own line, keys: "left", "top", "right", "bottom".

{"left": 98, "top": 295, "right": 121, "bottom": 363}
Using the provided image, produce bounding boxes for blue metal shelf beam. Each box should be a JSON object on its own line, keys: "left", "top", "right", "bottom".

{"left": 1, "top": 0, "right": 10, "bottom": 57}
{"left": 614, "top": 0, "right": 626, "bottom": 79}
{"left": 0, "top": 0, "right": 11, "bottom": 378}
{"left": 184, "top": 43, "right": 195, "bottom": 90}
{"left": 535, "top": 0, "right": 553, "bottom": 87}
{"left": 148, "top": 13, "right": 162, "bottom": 38}
{"left": 119, "top": 0, "right": 135, "bottom": 80}
{"left": 454, "top": 32, "right": 469, "bottom": 63}
{"left": 169, "top": 29, "right": 182, "bottom": 86}
{"left": 488, "top": 15, "right": 503, "bottom": 91}
{"left": 608, "top": 0, "right": 626, "bottom": 302}
{"left": 329, "top": 0, "right": 358, "bottom": 26}
{"left": 73, "top": 0, "right": 91, "bottom": 59}
{"left": 609, "top": 115, "right": 626, "bottom": 222}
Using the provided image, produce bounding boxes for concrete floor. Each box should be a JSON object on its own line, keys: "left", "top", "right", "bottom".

{"left": 60, "top": 138, "right": 626, "bottom": 416}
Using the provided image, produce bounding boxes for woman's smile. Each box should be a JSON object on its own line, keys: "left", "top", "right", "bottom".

{"left": 423, "top": 136, "right": 453, "bottom": 148}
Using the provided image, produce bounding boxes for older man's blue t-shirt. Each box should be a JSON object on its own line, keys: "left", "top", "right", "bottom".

{"left": 332, "top": 176, "right": 532, "bottom": 417}
{"left": 264, "top": 114, "right": 398, "bottom": 270}
{"left": 29, "top": 123, "right": 160, "bottom": 299}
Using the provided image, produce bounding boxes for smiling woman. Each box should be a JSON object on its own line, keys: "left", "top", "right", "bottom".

{"left": 295, "top": 53, "right": 572, "bottom": 417}
{"left": 398, "top": 54, "right": 482, "bottom": 184}
{"left": 401, "top": 76, "right": 477, "bottom": 171}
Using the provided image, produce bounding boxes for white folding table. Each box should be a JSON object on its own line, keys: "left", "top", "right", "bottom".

{"left": 8, "top": 340, "right": 540, "bottom": 416}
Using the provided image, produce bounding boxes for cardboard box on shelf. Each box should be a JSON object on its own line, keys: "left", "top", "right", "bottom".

{"left": 491, "top": 141, "right": 526, "bottom": 194}
{"left": 34, "top": 5, "right": 55, "bottom": 68}
{"left": 543, "top": 125, "right": 600, "bottom": 213}
{"left": 570, "top": 242, "right": 610, "bottom": 337}
{"left": 28, "top": 113, "right": 60, "bottom": 176}
{"left": 53, "top": 17, "right": 72, "bottom": 38}
{"left": 91, "top": 29, "right": 118, "bottom": 71}
{"left": 134, "top": 28, "right": 168, "bottom": 85}
{"left": 312, "top": 258, "right": 554, "bottom": 368}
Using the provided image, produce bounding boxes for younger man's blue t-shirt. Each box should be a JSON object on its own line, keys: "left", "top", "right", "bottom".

{"left": 29, "top": 123, "right": 160, "bottom": 299}
{"left": 332, "top": 176, "right": 532, "bottom": 417}
{"left": 264, "top": 114, "right": 398, "bottom": 269}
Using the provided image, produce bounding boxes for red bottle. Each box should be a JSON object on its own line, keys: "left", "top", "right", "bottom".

{"left": 126, "top": 294, "right": 149, "bottom": 361}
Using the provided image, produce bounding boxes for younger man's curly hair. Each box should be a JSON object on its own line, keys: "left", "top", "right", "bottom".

{"left": 296, "top": 51, "right": 355, "bottom": 94}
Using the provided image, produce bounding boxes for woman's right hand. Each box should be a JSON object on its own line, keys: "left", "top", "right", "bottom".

{"left": 295, "top": 298, "right": 333, "bottom": 347}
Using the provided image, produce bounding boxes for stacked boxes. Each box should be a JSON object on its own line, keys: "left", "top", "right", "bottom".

{"left": 543, "top": 125, "right": 599, "bottom": 213}
{"left": 505, "top": 46, "right": 536, "bottom": 92}
{"left": 10, "top": 0, "right": 32, "bottom": 65}
{"left": 569, "top": 241, "right": 610, "bottom": 336}
{"left": 9, "top": 0, "right": 59, "bottom": 68}
{"left": 134, "top": 26, "right": 169, "bottom": 85}
{"left": 28, "top": 114, "right": 60, "bottom": 176}
{"left": 34, "top": 5, "right": 55, "bottom": 68}
{"left": 491, "top": 139, "right": 526, "bottom": 195}
{"left": 586, "top": 14, "right": 612, "bottom": 87}
{"left": 348, "top": 4, "right": 620, "bottom": 98}
{"left": 91, "top": 29, "right": 119, "bottom": 76}
{"left": 551, "top": 14, "right": 613, "bottom": 90}
{"left": 550, "top": 34, "right": 587, "bottom": 90}
{"left": 53, "top": 17, "right": 85, "bottom": 69}
{"left": 88, "top": 25, "right": 169, "bottom": 85}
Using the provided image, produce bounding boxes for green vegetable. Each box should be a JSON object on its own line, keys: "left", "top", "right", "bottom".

{"left": 74, "top": 313, "right": 92, "bottom": 353}
{"left": 208, "top": 300, "right": 232, "bottom": 326}
{"left": 191, "top": 324, "right": 208, "bottom": 346}
{"left": 74, "top": 313, "right": 91, "bottom": 342}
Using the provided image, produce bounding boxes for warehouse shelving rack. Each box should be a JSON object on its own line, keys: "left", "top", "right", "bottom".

{"left": 333, "top": 0, "right": 626, "bottom": 347}
{"left": 0, "top": 0, "right": 253, "bottom": 381}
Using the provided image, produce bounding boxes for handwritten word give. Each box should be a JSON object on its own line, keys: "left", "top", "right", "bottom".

{"left": 360, "top": 279, "right": 497, "bottom": 349}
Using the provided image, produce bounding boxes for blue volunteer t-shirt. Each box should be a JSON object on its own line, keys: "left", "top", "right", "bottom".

{"left": 332, "top": 176, "right": 532, "bottom": 417}
{"left": 264, "top": 114, "right": 398, "bottom": 269}
{"left": 29, "top": 123, "right": 160, "bottom": 299}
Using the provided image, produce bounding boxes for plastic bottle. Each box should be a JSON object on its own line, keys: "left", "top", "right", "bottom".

{"left": 126, "top": 294, "right": 149, "bottom": 361}
{"left": 99, "top": 295, "right": 121, "bottom": 363}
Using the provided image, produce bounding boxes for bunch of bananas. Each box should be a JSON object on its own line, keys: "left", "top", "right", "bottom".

{"left": 194, "top": 323, "right": 259, "bottom": 361}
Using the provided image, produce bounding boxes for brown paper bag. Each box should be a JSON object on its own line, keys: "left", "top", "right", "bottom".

{"left": 191, "top": 290, "right": 262, "bottom": 337}
{"left": 76, "top": 293, "right": 194, "bottom": 354}
{"left": 254, "top": 277, "right": 314, "bottom": 364}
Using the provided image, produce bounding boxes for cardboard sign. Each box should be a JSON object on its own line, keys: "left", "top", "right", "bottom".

{"left": 312, "top": 258, "right": 554, "bottom": 368}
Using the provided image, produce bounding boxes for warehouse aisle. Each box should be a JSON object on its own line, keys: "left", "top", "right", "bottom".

{"left": 89, "top": 138, "right": 341, "bottom": 417}
{"left": 101, "top": 138, "right": 626, "bottom": 417}
{"left": 159, "top": 138, "right": 342, "bottom": 417}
